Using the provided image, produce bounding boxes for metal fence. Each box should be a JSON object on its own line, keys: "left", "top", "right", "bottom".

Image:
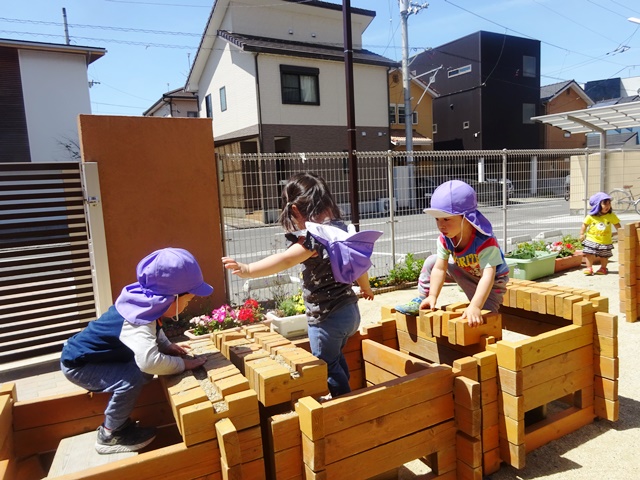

{"left": 218, "top": 148, "right": 631, "bottom": 304}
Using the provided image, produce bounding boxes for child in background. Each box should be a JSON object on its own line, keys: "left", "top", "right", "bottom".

{"left": 418, "top": 180, "right": 509, "bottom": 326}
{"left": 61, "top": 248, "right": 212, "bottom": 454}
{"left": 222, "top": 172, "right": 374, "bottom": 399}
{"left": 580, "top": 192, "right": 621, "bottom": 276}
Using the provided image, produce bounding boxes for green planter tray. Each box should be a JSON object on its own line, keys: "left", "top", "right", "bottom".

{"left": 505, "top": 251, "right": 559, "bottom": 281}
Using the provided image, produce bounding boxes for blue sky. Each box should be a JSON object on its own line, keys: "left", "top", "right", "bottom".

{"left": 2, "top": 0, "right": 639, "bottom": 116}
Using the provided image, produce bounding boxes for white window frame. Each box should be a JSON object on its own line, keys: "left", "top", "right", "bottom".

{"left": 389, "top": 104, "right": 397, "bottom": 124}
{"left": 448, "top": 64, "right": 472, "bottom": 78}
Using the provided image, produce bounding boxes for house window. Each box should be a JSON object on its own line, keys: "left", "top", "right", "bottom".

{"left": 280, "top": 65, "right": 319, "bottom": 105}
{"left": 205, "top": 94, "right": 213, "bottom": 118}
{"left": 523, "top": 103, "right": 536, "bottom": 123}
{"left": 523, "top": 56, "right": 536, "bottom": 78}
{"left": 463, "top": 121, "right": 470, "bottom": 129}
{"left": 219, "top": 86, "right": 227, "bottom": 112}
{"left": 397, "top": 105, "right": 417, "bottom": 125}
{"left": 389, "top": 104, "right": 397, "bottom": 124}
{"left": 187, "top": 111, "right": 198, "bottom": 118}
{"left": 448, "top": 64, "right": 472, "bottom": 78}
{"left": 432, "top": 124, "right": 438, "bottom": 134}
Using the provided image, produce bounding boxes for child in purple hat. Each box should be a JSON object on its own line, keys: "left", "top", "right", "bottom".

{"left": 223, "top": 172, "right": 378, "bottom": 399}
{"left": 418, "top": 180, "right": 509, "bottom": 326}
{"left": 579, "top": 192, "right": 621, "bottom": 275}
{"left": 60, "top": 247, "right": 213, "bottom": 454}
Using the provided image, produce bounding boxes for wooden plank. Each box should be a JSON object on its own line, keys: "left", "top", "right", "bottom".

{"left": 496, "top": 324, "right": 593, "bottom": 370}
{"left": 456, "top": 432, "right": 482, "bottom": 468}
{"left": 319, "top": 394, "right": 454, "bottom": 466}
{"left": 396, "top": 330, "right": 483, "bottom": 365}
{"left": 454, "top": 403, "right": 481, "bottom": 438}
{"left": 594, "top": 396, "right": 619, "bottom": 421}
{"left": 594, "top": 356, "right": 619, "bottom": 380}
{"left": 594, "top": 335, "right": 618, "bottom": 358}
{"left": 453, "top": 376, "right": 480, "bottom": 410}
{"left": 594, "top": 312, "right": 618, "bottom": 338}
{"left": 361, "top": 339, "right": 431, "bottom": 377}
{"left": 47, "top": 431, "right": 138, "bottom": 477}
{"left": 0, "top": 395, "right": 12, "bottom": 460}
{"left": 594, "top": 376, "right": 618, "bottom": 401}
{"left": 320, "top": 421, "right": 456, "bottom": 479}
{"left": 498, "top": 345, "right": 593, "bottom": 396}
{"left": 454, "top": 312, "right": 502, "bottom": 346}
{"left": 268, "top": 411, "right": 301, "bottom": 452}
{"left": 525, "top": 406, "right": 595, "bottom": 452}
{"left": 523, "top": 365, "right": 594, "bottom": 412}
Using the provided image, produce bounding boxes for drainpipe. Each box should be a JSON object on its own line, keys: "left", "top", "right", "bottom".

{"left": 254, "top": 53, "right": 264, "bottom": 152}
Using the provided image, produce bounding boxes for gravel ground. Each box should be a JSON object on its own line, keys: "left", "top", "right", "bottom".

{"left": 357, "top": 247, "right": 639, "bottom": 480}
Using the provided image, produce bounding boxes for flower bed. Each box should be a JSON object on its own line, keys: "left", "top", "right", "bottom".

{"left": 186, "top": 298, "right": 265, "bottom": 337}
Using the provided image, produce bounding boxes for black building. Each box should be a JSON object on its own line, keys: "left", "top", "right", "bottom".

{"left": 411, "top": 31, "right": 541, "bottom": 150}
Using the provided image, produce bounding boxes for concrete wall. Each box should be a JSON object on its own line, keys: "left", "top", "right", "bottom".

{"left": 78, "top": 115, "right": 226, "bottom": 312}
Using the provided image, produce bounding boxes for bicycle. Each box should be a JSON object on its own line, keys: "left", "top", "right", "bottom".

{"left": 609, "top": 184, "right": 640, "bottom": 214}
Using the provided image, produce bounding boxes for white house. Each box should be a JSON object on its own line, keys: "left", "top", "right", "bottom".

{"left": 0, "top": 38, "right": 105, "bottom": 163}
{"left": 143, "top": 87, "right": 199, "bottom": 118}
{"left": 185, "top": 0, "right": 397, "bottom": 153}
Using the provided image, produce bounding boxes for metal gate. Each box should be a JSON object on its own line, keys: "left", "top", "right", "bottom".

{"left": 0, "top": 162, "right": 97, "bottom": 371}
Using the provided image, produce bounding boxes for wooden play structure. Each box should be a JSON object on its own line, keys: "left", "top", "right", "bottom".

{"left": 617, "top": 222, "right": 640, "bottom": 322}
{"left": 0, "top": 277, "right": 618, "bottom": 479}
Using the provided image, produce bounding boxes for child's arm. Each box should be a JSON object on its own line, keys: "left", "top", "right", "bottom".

{"left": 419, "top": 257, "right": 448, "bottom": 310}
{"left": 356, "top": 272, "right": 374, "bottom": 300}
{"left": 223, "top": 242, "right": 314, "bottom": 279}
{"left": 579, "top": 221, "right": 589, "bottom": 241}
{"left": 461, "top": 265, "right": 496, "bottom": 327}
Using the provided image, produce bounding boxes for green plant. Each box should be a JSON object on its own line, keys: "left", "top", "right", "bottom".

{"left": 506, "top": 239, "right": 548, "bottom": 259}
{"left": 369, "top": 276, "right": 390, "bottom": 288}
{"left": 386, "top": 253, "right": 425, "bottom": 285}
{"left": 274, "top": 291, "right": 306, "bottom": 317}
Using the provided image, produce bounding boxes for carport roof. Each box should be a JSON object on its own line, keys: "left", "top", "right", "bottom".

{"left": 531, "top": 100, "right": 640, "bottom": 134}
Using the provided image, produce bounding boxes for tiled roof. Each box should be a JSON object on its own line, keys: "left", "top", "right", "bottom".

{"left": 390, "top": 129, "right": 432, "bottom": 146}
{"left": 540, "top": 80, "right": 573, "bottom": 102}
{"left": 217, "top": 31, "right": 398, "bottom": 68}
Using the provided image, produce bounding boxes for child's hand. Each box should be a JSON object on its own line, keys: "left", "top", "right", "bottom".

{"left": 461, "top": 305, "right": 484, "bottom": 327}
{"left": 183, "top": 356, "right": 206, "bottom": 371}
{"left": 222, "top": 257, "right": 250, "bottom": 278}
{"left": 164, "top": 343, "right": 189, "bottom": 356}
{"left": 420, "top": 295, "right": 437, "bottom": 310}
{"left": 360, "top": 285, "right": 374, "bottom": 300}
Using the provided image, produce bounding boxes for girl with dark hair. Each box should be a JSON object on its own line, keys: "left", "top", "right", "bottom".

{"left": 223, "top": 172, "right": 374, "bottom": 398}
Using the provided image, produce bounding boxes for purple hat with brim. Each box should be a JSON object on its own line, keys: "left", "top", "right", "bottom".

{"left": 115, "top": 247, "right": 213, "bottom": 325}
{"left": 589, "top": 192, "right": 612, "bottom": 215}
{"left": 423, "top": 180, "right": 493, "bottom": 236}
{"left": 306, "top": 222, "right": 383, "bottom": 284}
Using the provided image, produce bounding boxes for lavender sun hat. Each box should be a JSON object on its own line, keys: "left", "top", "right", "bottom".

{"left": 423, "top": 180, "right": 493, "bottom": 236}
{"left": 588, "top": 192, "right": 612, "bottom": 215}
{"left": 115, "top": 247, "right": 213, "bottom": 325}
{"left": 305, "top": 222, "right": 383, "bottom": 284}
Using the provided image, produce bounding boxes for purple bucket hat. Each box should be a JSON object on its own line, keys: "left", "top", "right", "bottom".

{"left": 423, "top": 180, "right": 493, "bottom": 236}
{"left": 115, "top": 247, "right": 213, "bottom": 325}
{"left": 306, "top": 222, "right": 383, "bottom": 284}
{"left": 589, "top": 192, "right": 612, "bottom": 215}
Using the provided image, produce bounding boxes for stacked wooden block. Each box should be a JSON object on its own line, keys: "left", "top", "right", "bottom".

{"left": 160, "top": 335, "right": 264, "bottom": 479}
{"left": 211, "top": 325, "right": 328, "bottom": 408}
{"left": 493, "top": 279, "right": 618, "bottom": 469}
{"left": 618, "top": 222, "right": 639, "bottom": 322}
{"left": 296, "top": 340, "right": 458, "bottom": 479}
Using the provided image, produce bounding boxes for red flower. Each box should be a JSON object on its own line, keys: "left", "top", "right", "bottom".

{"left": 244, "top": 298, "right": 259, "bottom": 309}
{"left": 237, "top": 307, "right": 255, "bottom": 323}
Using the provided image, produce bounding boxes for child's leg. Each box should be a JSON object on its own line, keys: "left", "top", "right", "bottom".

{"left": 61, "top": 360, "right": 152, "bottom": 430}
{"left": 583, "top": 253, "right": 595, "bottom": 270}
{"left": 448, "top": 263, "right": 507, "bottom": 312}
{"left": 308, "top": 302, "right": 360, "bottom": 398}
{"left": 418, "top": 254, "right": 454, "bottom": 298}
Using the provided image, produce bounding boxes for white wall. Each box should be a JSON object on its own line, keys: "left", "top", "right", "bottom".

{"left": 200, "top": 42, "right": 260, "bottom": 137}
{"left": 19, "top": 50, "right": 91, "bottom": 162}
{"left": 258, "top": 55, "right": 388, "bottom": 127}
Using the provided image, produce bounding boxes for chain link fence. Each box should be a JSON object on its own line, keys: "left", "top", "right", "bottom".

{"left": 218, "top": 148, "right": 635, "bottom": 304}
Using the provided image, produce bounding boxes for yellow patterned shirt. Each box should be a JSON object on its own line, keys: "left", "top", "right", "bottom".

{"left": 584, "top": 212, "right": 620, "bottom": 245}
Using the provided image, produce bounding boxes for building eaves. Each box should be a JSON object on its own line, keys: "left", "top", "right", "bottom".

{"left": 282, "top": 0, "right": 375, "bottom": 17}
{"left": 0, "top": 37, "right": 106, "bottom": 65}
{"left": 218, "top": 31, "right": 398, "bottom": 68}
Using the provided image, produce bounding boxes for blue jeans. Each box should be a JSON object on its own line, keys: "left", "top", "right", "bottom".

{"left": 60, "top": 360, "right": 152, "bottom": 430}
{"left": 308, "top": 302, "right": 360, "bottom": 398}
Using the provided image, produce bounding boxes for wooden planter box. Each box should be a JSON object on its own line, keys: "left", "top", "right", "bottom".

{"left": 554, "top": 253, "right": 583, "bottom": 273}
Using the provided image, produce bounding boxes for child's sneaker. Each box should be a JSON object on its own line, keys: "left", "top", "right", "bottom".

{"left": 595, "top": 267, "right": 608, "bottom": 275}
{"left": 95, "top": 418, "right": 157, "bottom": 454}
{"left": 395, "top": 297, "right": 423, "bottom": 315}
{"left": 583, "top": 268, "right": 593, "bottom": 276}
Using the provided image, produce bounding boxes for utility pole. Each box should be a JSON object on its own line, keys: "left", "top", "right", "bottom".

{"left": 343, "top": 0, "right": 360, "bottom": 230}
{"left": 400, "top": 1, "right": 428, "bottom": 155}
{"left": 62, "top": 8, "right": 70, "bottom": 45}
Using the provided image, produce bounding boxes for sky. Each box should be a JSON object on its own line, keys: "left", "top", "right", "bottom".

{"left": 2, "top": 0, "right": 640, "bottom": 116}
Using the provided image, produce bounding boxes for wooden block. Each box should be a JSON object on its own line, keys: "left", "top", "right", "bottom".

{"left": 454, "top": 403, "right": 481, "bottom": 438}
{"left": 591, "top": 296, "right": 609, "bottom": 312}
{"left": 594, "top": 356, "right": 619, "bottom": 380}
{"left": 496, "top": 324, "right": 593, "bottom": 371}
{"left": 380, "top": 305, "right": 396, "bottom": 320}
{"left": 454, "top": 376, "right": 481, "bottom": 410}
{"left": 594, "top": 335, "right": 618, "bottom": 358}
{"left": 499, "top": 441, "right": 526, "bottom": 469}
{"left": 481, "top": 377, "right": 498, "bottom": 406}
{"left": 498, "top": 413, "right": 525, "bottom": 445}
{"left": 594, "top": 376, "right": 618, "bottom": 401}
{"left": 594, "top": 312, "right": 618, "bottom": 337}
{"left": 523, "top": 365, "right": 594, "bottom": 412}
{"left": 453, "top": 356, "right": 479, "bottom": 380}
{"left": 483, "top": 448, "right": 501, "bottom": 475}
{"left": 455, "top": 312, "right": 502, "bottom": 346}
{"left": 0, "top": 383, "right": 16, "bottom": 399}
{"left": 499, "top": 392, "right": 525, "bottom": 421}
{"left": 361, "top": 339, "right": 431, "bottom": 377}
{"left": 180, "top": 401, "right": 217, "bottom": 446}
{"left": 525, "top": 406, "right": 595, "bottom": 452}
{"left": 594, "top": 396, "right": 619, "bottom": 421}
{"left": 295, "top": 397, "right": 324, "bottom": 442}
{"left": 215, "top": 374, "right": 250, "bottom": 397}
{"left": 394, "top": 312, "right": 418, "bottom": 336}
{"left": 216, "top": 418, "right": 242, "bottom": 467}
{"left": 482, "top": 423, "right": 499, "bottom": 452}
{"left": 170, "top": 386, "right": 208, "bottom": 432}
{"left": 483, "top": 400, "right": 499, "bottom": 430}
{"left": 418, "top": 309, "right": 435, "bottom": 339}
{"left": 456, "top": 431, "right": 482, "bottom": 468}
